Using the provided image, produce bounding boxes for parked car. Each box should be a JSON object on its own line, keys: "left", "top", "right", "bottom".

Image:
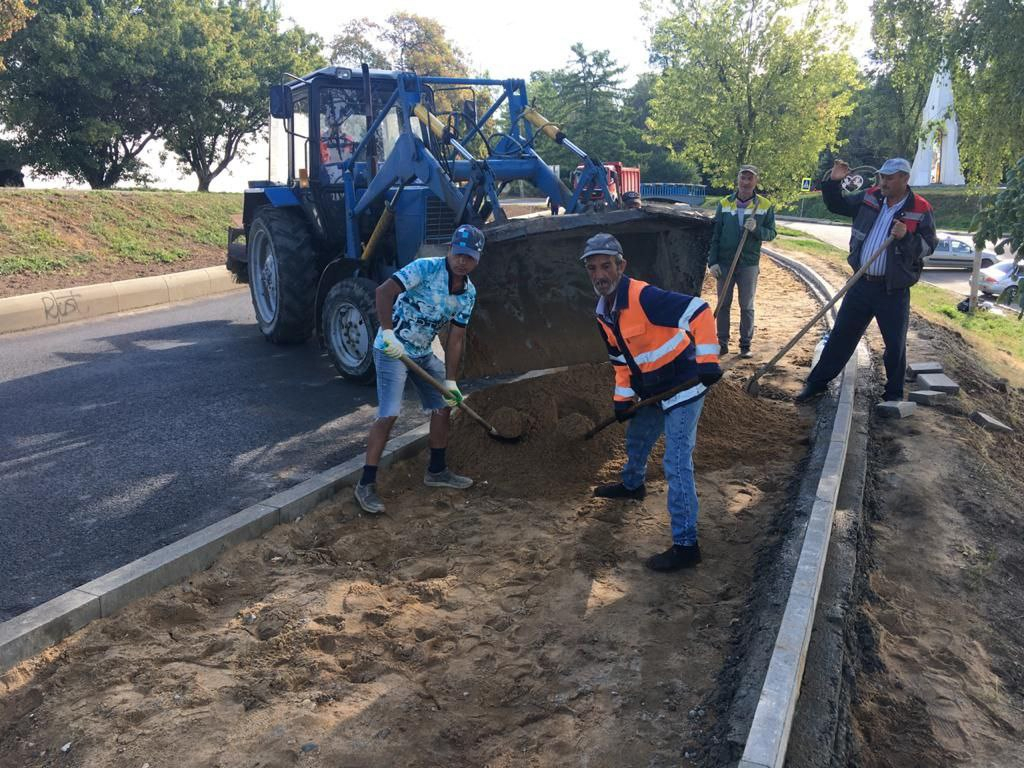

{"left": 979, "top": 260, "right": 1023, "bottom": 303}
{"left": 925, "top": 236, "right": 997, "bottom": 270}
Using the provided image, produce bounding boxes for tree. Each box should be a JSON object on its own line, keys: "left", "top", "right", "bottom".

{"left": 648, "top": 0, "right": 860, "bottom": 204}
{"left": 329, "top": 13, "right": 469, "bottom": 76}
{"left": 528, "top": 44, "right": 634, "bottom": 179}
{"left": 0, "top": 0, "right": 30, "bottom": 67}
{"left": 867, "top": 0, "right": 952, "bottom": 160}
{"left": 973, "top": 156, "right": 1024, "bottom": 259}
{"left": 952, "top": 0, "right": 1024, "bottom": 185}
{"left": 161, "top": 0, "right": 324, "bottom": 191}
{"left": 0, "top": 0, "right": 190, "bottom": 188}
{"left": 625, "top": 73, "right": 698, "bottom": 182}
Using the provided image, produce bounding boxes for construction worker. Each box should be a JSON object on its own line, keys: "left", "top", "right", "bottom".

{"left": 622, "top": 190, "right": 642, "bottom": 210}
{"left": 707, "top": 164, "right": 777, "bottom": 358}
{"left": 796, "top": 158, "right": 937, "bottom": 403}
{"left": 582, "top": 233, "right": 723, "bottom": 572}
{"left": 354, "top": 225, "right": 485, "bottom": 515}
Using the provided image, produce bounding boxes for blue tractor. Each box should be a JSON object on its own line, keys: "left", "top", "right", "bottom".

{"left": 227, "top": 65, "right": 711, "bottom": 381}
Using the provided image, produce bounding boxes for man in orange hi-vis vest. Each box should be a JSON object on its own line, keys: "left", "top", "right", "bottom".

{"left": 582, "top": 233, "right": 723, "bottom": 572}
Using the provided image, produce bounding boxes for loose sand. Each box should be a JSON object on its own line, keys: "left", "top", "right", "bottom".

{"left": 0, "top": 258, "right": 825, "bottom": 767}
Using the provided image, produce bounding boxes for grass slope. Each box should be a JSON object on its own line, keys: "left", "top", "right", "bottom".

{"left": 0, "top": 189, "right": 241, "bottom": 278}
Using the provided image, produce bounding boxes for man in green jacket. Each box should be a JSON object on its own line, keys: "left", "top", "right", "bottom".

{"left": 707, "top": 165, "right": 777, "bottom": 357}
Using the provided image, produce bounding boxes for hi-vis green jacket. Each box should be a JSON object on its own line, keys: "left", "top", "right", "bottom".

{"left": 707, "top": 193, "right": 777, "bottom": 269}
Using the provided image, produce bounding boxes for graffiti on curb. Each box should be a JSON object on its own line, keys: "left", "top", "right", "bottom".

{"left": 42, "top": 292, "right": 82, "bottom": 324}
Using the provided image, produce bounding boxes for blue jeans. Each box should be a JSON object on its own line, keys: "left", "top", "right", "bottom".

{"left": 622, "top": 397, "right": 705, "bottom": 546}
{"left": 374, "top": 348, "right": 447, "bottom": 418}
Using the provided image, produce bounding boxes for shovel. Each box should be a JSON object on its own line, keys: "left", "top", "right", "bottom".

{"left": 745, "top": 236, "right": 894, "bottom": 397}
{"left": 714, "top": 198, "right": 760, "bottom": 319}
{"left": 399, "top": 355, "right": 522, "bottom": 444}
{"left": 584, "top": 377, "right": 700, "bottom": 440}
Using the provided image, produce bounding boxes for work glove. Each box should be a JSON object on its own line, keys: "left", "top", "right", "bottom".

{"left": 614, "top": 402, "right": 636, "bottom": 423}
{"left": 443, "top": 379, "right": 464, "bottom": 407}
{"left": 744, "top": 217, "right": 758, "bottom": 233}
{"left": 699, "top": 369, "right": 723, "bottom": 388}
{"left": 708, "top": 263, "right": 722, "bottom": 279}
{"left": 379, "top": 329, "right": 405, "bottom": 360}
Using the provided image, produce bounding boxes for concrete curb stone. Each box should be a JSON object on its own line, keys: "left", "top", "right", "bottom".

{"left": 0, "top": 266, "right": 244, "bottom": 335}
{"left": 969, "top": 411, "right": 1013, "bottom": 433}
{"left": 876, "top": 400, "right": 916, "bottom": 418}
{"left": 916, "top": 372, "right": 960, "bottom": 394}
{"left": 909, "top": 390, "right": 944, "bottom": 406}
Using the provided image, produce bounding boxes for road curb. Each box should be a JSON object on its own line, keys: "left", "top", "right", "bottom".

{"left": 0, "top": 266, "right": 244, "bottom": 335}
{"left": 0, "top": 423, "right": 430, "bottom": 674}
{"left": 739, "top": 251, "right": 861, "bottom": 768}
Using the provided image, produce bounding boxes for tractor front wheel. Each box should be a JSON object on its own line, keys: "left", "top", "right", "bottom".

{"left": 322, "top": 277, "right": 380, "bottom": 383}
{"left": 247, "top": 209, "right": 316, "bottom": 344}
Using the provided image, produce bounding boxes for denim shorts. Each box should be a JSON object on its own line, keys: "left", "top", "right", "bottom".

{"left": 374, "top": 347, "right": 448, "bottom": 418}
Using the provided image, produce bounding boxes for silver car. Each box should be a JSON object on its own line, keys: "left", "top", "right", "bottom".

{"left": 926, "top": 237, "right": 998, "bottom": 270}
{"left": 979, "top": 261, "right": 1023, "bottom": 303}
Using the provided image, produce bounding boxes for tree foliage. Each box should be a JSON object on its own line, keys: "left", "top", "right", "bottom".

{"left": 0, "top": 0, "right": 30, "bottom": 68}
{"left": 0, "top": 0, "right": 321, "bottom": 190}
{"left": 867, "top": 0, "right": 952, "bottom": 160}
{"left": 648, "top": 0, "right": 859, "bottom": 203}
{"left": 952, "top": 0, "right": 1024, "bottom": 185}
{"left": 161, "top": 0, "right": 323, "bottom": 191}
{"left": 974, "top": 156, "right": 1024, "bottom": 258}
{"left": 329, "top": 13, "right": 468, "bottom": 77}
{"left": 528, "top": 44, "right": 636, "bottom": 179}
{"left": 0, "top": 0, "right": 187, "bottom": 188}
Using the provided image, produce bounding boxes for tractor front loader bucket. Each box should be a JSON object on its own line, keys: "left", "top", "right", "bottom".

{"left": 462, "top": 204, "right": 713, "bottom": 379}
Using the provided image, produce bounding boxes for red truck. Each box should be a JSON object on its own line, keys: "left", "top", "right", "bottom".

{"left": 571, "top": 161, "right": 641, "bottom": 203}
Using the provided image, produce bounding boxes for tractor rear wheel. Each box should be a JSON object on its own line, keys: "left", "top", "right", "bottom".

{"left": 322, "top": 277, "right": 380, "bottom": 383}
{"left": 247, "top": 208, "right": 316, "bottom": 344}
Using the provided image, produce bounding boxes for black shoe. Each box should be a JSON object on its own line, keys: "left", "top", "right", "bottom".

{"left": 593, "top": 482, "right": 646, "bottom": 500}
{"left": 794, "top": 381, "right": 828, "bottom": 403}
{"left": 719, "top": 342, "right": 729, "bottom": 355}
{"left": 646, "top": 543, "right": 701, "bottom": 572}
{"left": 739, "top": 347, "right": 753, "bottom": 359}
{"left": 882, "top": 391, "right": 904, "bottom": 402}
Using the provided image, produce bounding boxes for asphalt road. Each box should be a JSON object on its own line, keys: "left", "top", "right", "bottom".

{"left": 783, "top": 220, "right": 981, "bottom": 295}
{"left": 0, "top": 291, "right": 428, "bottom": 622}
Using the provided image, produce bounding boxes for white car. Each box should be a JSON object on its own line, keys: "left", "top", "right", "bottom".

{"left": 925, "top": 237, "right": 998, "bottom": 270}
{"left": 979, "top": 261, "right": 1023, "bottom": 303}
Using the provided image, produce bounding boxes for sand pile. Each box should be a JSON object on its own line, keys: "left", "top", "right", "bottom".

{"left": 447, "top": 364, "right": 808, "bottom": 496}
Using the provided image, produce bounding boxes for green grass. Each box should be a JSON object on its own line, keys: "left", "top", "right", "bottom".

{"left": 0, "top": 189, "right": 241, "bottom": 278}
{"left": 911, "top": 281, "right": 1024, "bottom": 361}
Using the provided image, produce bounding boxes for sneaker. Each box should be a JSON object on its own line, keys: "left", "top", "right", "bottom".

{"left": 593, "top": 482, "right": 646, "bottom": 500}
{"left": 424, "top": 468, "right": 474, "bottom": 489}
{"left": 739, "top": 347, "right": 753, "bottom": 359}
{"left": 354, "top": 483, "right": 385, "bottom": 515}
{"left": 646, "top": 543, "right": 701, "bottom": 572}
{"left": 719, "top": 342, "right": 729, "bottom": 355}
{"left": 794, "top": 381, "right": 828, "bottom": 403}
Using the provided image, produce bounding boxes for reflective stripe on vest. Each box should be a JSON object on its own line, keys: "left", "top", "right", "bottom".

{"left": 599, "top": 278, "right": 696, "bottom": 374}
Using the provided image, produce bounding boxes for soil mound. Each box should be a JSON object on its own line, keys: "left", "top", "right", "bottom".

{"left": 449, "top": 365, "right": 808, "bottom": 496}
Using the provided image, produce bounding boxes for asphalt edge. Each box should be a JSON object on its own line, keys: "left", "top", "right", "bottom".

{"left": 0, "top": 422, "right": 431, "bottom": 673}
{"left": 738, "top": 250, "right": 862, "bottom": 768}
{"left": 0, "top": 266, "right": 245, "bottom": 335}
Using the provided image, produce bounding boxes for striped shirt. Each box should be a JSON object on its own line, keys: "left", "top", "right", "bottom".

{"left": 861, "top": 193, "right": 908, "bottom": 276}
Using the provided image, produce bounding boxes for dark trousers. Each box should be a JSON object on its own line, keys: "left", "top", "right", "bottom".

{"left": 807, "top": 277, "right": 910, "bottom": 399}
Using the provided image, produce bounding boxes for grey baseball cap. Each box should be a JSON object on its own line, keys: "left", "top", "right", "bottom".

{"left": 878, "top": 157, "right": 911, "bottom": 175}
{"left": 739, "top": 164, "right": 759, "bottom": 176}
{"left": 580, "top": 232, "right": 623, "bottom": 261}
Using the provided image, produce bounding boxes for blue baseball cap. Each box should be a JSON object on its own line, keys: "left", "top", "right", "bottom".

{"left": 451, "top": 224, "right": 485, "bottom": 261}
{"left": 878, "top": 157, "right": 911, "bottom": 175}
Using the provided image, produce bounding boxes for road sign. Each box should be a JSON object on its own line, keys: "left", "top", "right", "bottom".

{"left": 801, "top": 177, "right": 812, "bottom": 191}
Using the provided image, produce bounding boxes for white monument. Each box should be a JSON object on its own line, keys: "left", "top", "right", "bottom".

{"left": 910, "top": 69, "right": 965, "bottom": 186}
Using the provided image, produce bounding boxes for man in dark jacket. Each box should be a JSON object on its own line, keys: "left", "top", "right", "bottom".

{"left": 796, "top": 158, "right": 938, "bottom": 402}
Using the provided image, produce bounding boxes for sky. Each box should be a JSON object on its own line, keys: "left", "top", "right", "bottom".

{"left": 24, "top": 0, "right": 875, "bottom": 192}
